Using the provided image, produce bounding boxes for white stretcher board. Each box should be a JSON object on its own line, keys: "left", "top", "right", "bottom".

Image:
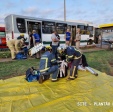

{"left": 29, "top": 43, "right": 44, "bottom": 56}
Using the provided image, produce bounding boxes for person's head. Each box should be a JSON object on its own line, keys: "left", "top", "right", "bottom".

{"left": 20, "top": 37, "right": 27, "bottom": 45}
{"left": 52, "top": 30, "right": 57, "bottom": 34}
{"left": 67, "top": 28, "right": 70, "bottom": 32}
{"left": 29, "top": 31, "right": 32, "bottom": 34}
{"left": 32, "top": 30, "right": 36, "bottom": 34}
{"left": 57, "top": 46, "right": 67, "bottom": 55}
{"left": 76, "top": 28, "right": 80, "bottom": 33}
{"left": 20, "top": 33, "right": 24, "bottom": 37}
{"left": 45, "top": 46, "right": 52, "bottom": 52}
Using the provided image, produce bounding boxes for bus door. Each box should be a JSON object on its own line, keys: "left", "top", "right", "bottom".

{"left": 27, "top": 21, "right": 41, "bottom": 41}
{"left": 71, "top": 26, "right": 76, "bottom": 46}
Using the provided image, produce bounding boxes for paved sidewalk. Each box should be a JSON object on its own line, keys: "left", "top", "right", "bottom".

{"left": 81, "top": 47, "right": 106, "bottom": 53}
{"left": 0, "top": 58, "right": 13, "bottom": 62}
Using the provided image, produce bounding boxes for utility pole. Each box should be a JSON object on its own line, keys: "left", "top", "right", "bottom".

{"left": 64, "top": 0, "right": 66, "bottom": 21}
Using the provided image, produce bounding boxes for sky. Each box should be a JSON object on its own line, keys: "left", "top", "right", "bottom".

{"left": 0, "top": 0, "right": 113, "bottom": 26}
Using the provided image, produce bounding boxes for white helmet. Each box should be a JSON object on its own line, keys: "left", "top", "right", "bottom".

{"left": 57, "top": 45, "right": 66, "bottom": 54}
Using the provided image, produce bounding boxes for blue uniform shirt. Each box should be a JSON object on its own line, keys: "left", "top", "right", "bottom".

{"left": 66, "top": 46, "right": 82, "bottom": 61}
{"left": 33, "top": 33, "right": 40, "bottom": 43}
{"left": 66, "top": 32, "right": 71, "bottom": 41}
{"left": 39, "top": 51, "right": 56, "bottom": 72}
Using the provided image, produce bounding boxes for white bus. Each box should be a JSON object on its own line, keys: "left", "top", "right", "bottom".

{"left": 5, "top": 14, "right": 94, "bottom": 47}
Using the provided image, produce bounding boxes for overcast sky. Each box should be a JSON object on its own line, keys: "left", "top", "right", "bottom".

{"left": 0, "top": 0, "right": 113, "bottom": 26}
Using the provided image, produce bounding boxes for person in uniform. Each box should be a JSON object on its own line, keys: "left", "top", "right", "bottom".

{"left": 57, "top": 46, "right": 68, "bottom": 78}
{"left": 17, "top": 34, "right": 25, "bottom": 40}
{"left": 7, "top": 36, "right": 26, "bottom": 60}
{"left": 74, "top": 28, "right": 81, "bottom": 49}
{"left": 38, "top": 46, "right": 59, "bottom": 84}
{"left": 57, "top": 46, "right": 82, "bottom": 80}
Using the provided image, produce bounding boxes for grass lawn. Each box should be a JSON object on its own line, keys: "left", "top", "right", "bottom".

{"left": 0, "top": 50, "right": 113, "bottom": 79}
{"left": 0, "top": 50, "right": 11, "bottom": 58}
{"left": 0, "top": 58, "right": 40, "bottom": 79}
{"left": 84, "top": 50, "right": 113, "bottom": 76}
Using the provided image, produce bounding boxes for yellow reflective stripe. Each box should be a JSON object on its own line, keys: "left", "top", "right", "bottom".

{"left": 40, "top": 67, "right": 50, "bottom": 72}
{"left": 74, "top": 48, "right": 81, "bottom": 53}
{"left": 74, "top": 48, "right": 82, "bottom": 54}
{"left": 74, "top": 55, "right": 82, "bottom": 59}
{"left": 68, "top": 55, "right": 73, "bottom": 58}
{"left": 72, "top": 66, "right": 76, "bottom": 77}
{"left": 41, "top": 57, "right": 48, "bottom": 68}
{"left": 51, "top": 59, "right": 56, "bottom": 62}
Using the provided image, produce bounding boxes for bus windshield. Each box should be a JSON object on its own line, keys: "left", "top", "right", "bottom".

{"left": 99, "top": 24, "right": 113, "bottom": 40}
{"left": 102, "top": 28, "right": 113, "bottom": 40}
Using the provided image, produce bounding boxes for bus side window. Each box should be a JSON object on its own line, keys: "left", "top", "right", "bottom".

{"left": 16, "top": 18, "right": 26, "bottom": 33}
{"left": 56, "top": 23, "right": 67, "bottom": 34}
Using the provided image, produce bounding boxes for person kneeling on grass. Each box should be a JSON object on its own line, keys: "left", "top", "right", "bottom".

{"left": 38, "top": 46, "right": 59, "bottom": 84}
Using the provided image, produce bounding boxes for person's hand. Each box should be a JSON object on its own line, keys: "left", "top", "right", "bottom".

{"left": 54, "top": 38, "right": 58, "bottom": 42}
{"left": 70, "top": 38, "right": 72, "bottom": 42}
{"left": 74, "top": 39, "right": 76, "bottom": 42}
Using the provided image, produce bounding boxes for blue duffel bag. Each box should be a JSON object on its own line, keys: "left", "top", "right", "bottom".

{"left": 15, "top": 52, "right": 27, "bottom": 59}
{"left": 26, "top": 67, "right": 40, "bottom": 82}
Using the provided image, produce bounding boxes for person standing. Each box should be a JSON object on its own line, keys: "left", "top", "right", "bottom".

{"left": 64, "top": 29, "right": 71, "bottom": 46}
{"left": 74, "top": 28, "right": 81, "bottom": 49}
{"left": 32, "top": 30, "right": 41, "bottom": 58}
{"left": 51, "top": 30, "right": 60, "bottom": 59}
{"left": 29, "top": 31, "right": 33, "bottom": 48}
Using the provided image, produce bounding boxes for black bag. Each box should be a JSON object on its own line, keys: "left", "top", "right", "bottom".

{"left": 26, "top": 67, "right": 40, "bottom": 82}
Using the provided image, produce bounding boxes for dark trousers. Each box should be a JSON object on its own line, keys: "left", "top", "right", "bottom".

{"left": 52, "top": 45, "right": 58, "bottom": 59}
{"left": 23, "top": 47, "right": 28, "bottom": 57}
{"left": 82, "top": 54, "right": 88, "bottom": 67}
{"left": 70, "top": 58, "right": 81, "bottom": 77}
{"left": 40, "top": 65, "right": 59, "bottom": 80}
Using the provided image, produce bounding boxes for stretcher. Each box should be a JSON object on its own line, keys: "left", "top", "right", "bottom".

{"left": 29, "top": 43, "right": 44, "bottom": 56}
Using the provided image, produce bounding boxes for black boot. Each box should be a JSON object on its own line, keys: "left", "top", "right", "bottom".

{"left": 39, "top": 75, "right": 44, "bottom": 84}
{"left": 39, "top": 74, "right": 50, "bottom": 84}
